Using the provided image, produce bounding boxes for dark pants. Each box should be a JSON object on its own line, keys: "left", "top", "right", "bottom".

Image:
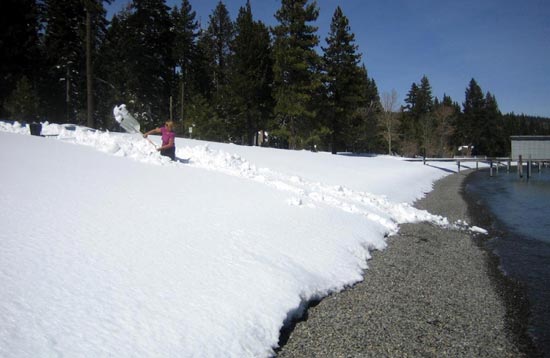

{"left": 160, "top": 147, "right": 176, "bottom": 160}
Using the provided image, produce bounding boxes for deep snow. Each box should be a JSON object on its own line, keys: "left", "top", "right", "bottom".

{"left": 0, "top": 121, "right": 484, "bottom": 357}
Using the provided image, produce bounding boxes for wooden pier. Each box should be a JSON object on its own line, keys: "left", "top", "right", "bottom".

{"left": 407, "top": 156, "right": 549, "bottom": 179}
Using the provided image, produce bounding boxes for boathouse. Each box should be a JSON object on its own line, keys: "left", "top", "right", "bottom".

{"left": 511, "top": 136, "right": 550, "bottom": 159}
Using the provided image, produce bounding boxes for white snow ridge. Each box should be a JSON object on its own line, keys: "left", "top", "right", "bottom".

{"left": 0, "top": 121, "right": 481, "bottom": 357}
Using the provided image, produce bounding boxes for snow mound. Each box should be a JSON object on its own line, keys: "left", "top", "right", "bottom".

{"left": 0, "top": 121, "right": 482, "bottom": 357}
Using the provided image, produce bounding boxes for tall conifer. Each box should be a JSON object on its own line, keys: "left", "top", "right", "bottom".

{"left": 0, "top": 0, "right": 42, "bottom": 118}
{"left": 125, "top": 0, "right": 174, "bottom": 126}
{"left": 322, "top": 6, "right": 363, "bottom": 153}
{"left": 272, "top": 0, "right": 321, "bottom": 149}
{"left": 43, "top": 0, "right": 88, "bottom": 121}
{"left": 228, "top": 1, "right": 273, "bottom": 145}
{"left": 203, "top": 2, "right": 234, "bottom": 93}
{"left": 460, "top": 78, "right": 485, "bottom": 153}
{"left": 172, "top": 0, "right": 200, "bottom": 121}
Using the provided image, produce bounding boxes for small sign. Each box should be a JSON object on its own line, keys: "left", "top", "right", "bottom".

{"left": 189, "top": 127, "right": 193, "bottom": 134}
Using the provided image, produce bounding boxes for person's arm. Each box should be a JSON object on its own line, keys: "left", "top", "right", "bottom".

{"left": 143, "top": 128, "right": 161, "bottom": 137}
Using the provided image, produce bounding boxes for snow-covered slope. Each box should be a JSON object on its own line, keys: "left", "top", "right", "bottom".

{"left": 0, "top": 122, "right": 479, "bottom": 357}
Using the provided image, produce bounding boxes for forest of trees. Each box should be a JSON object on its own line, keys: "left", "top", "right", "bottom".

{"left": 2, "top": 0, "right": 550, "bottom": 157}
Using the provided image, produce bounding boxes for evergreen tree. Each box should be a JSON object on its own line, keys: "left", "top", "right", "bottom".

{"left": 380, "top": 89, "right": 399, "bottom": 155}
{"left": 172, "top": 0, "right": 200, "bottom": 122}
{"left": 124, "top": 0, "right": 174, "bottom": 128}
{"left": 417, "top": 75, "right": 435, "bottom": 155}
{"left": 95, "top": 9, "right": 133, "bottom": 129}
{"left": 272, "top": 0, "right": 321, "bottom": 149}
{"left": 4, "top": 76, "right": 41, "bottom": 122}
{"left": 96, "top": 0, "right": 174, "bottom": 129}
{"left": 94, "top": 10, "right": 132, "bottom": 130}
{"left": 195, "top": 30, "right": 215, "bottom": 100}
{"left": 0, "top": 0, "right": 42, "bottom": 118}
{"left": 202, "top": 1, "right": 234, "bottom": 93}
{"left": 432, "top": 93, "right": 458, "bottom": 156}
{"left": 197, "top": 1, "right": 234, "bottom": 140}
{"left": 187, "top": 93, "right": 224, "bottom": 141}
{"left": 416, "top": 75, "right": 433, "bottom": 115}
{"left": 482, "top": 91, "right": 504, "bottom": 156}
{"left": 84, "top": 0, "right": 109, "bottom": 128}
{"left": 345, "top": 60, "right": 381, "bottom": 153}
{"left": 43, "top": 0, "right": 88, "bottom": 122}
{"left": 227, "top": 1, "right": 273, "bottom": 145}
{"left": 42, "top": 0, "right": 109, "bottom": 124}
{"left": 322, "top": 6, "right": 363, "bottom": 153}
{"left": 401, "top": 82, "right": 418, "bottom": 149}
{"left": 460, "top": 78, "right": 485, "bottom": 154}
{"left": 400, "top": 75, "right": 434, "bottom": 155}
{"left": 404, "top": 83, "right": 418, "bottom": 112}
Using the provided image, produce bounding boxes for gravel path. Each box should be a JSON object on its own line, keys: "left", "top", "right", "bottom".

{"left": 277, "top": 171, "right": 538, "bottom": 357}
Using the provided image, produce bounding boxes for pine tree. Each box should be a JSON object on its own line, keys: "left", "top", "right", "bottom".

{"left": 400, "top": 82, "right": 418, "bottom": 155}
{"left": 401, "top": 75, "right": 434, "bottom": 155}
{"left": 380, "top": 89, "right": 399, "bottom": 155}
{"left": 42, "top": 0, "right": 109, "bottom": 124}
{"left": 416, "top": 75, "right": 433, "bottom": 115}
{"left": 272, "top": 0, "right": 321, "bottom": 149}
{"left": 349, "top": 64, "right": 381, "bottom": 153}
{"left": 432, "top": 93, "right": 458, "bottom": 156}
{"left": 43, "top": 0, "right": 88, "bottom": 122}
{"left": 202, "top": 1, "right": 234, "bottom": 93}
{"left": 84, "top": 0, "right": 109, "bottom": 129}
{"left": 96, "top": 12, "right": 130, "bottom": 98}
{"left": 95, "top": 9, "right": 134, "bottom": 129}
{"left": 197, "top": 1, "right": 234, "bottom": 140}
{"left": 0, "top": 0, "right": 42, "bottom": 118}
{"left": 4, "top": 76, "right": 40, "bottom": 122}
{"left": 417, "top": 75, "right": 435, "bottom": 156}
{"left": 172, "top": 0, "right": 199, "bottom": 122}
{"left": 460, "top": 78, "right": 485, "bottom": 154}
{"left": 227, "top": 1, "right": 273, "bottom": 145}
{"left": 128, "top": 0, "right": 174, "bottom": 127}
{"left": 482, "top": 91, "right": 504, "bottom": 156}
{"left": 322, "top": 6, "right": 363, "bottom": 153}
{"left": 118, "top": 0, "right": 174, "bottom": 127}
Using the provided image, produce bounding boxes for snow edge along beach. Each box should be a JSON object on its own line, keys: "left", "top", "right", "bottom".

{"left": 1, "top": 121, "right": 489, "bottom": 357}
{"left": 278, "top": 170, "right": 539, "bottom": 357}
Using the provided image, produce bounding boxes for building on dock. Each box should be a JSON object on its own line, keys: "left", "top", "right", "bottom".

{"left": 511, "top": 136, "right": 550, "bottom": 159}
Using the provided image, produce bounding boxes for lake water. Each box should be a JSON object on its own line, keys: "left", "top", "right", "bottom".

{"left": 465, "top": 168, "right": 550, "bottom": 357}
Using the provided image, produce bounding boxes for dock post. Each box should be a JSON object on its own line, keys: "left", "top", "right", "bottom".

{"left": 527, "top": 160, "right": 532, "bottom": 179}
{"left": 539, "top": 162, "right": 542, "bottom": 173}
{"left": 489, "top": 160, "right": 493, "bottom": 177}
{"left": 496, "top": 161, "right": 500, "bottom": 174}
{"left": 518, "top": 155, "right": 523, "bottom": 178}
{"left": 457, "top": 160, "right": 461, "bottom": 173}
{"left": 507, "top": 159, "right": 511, "bottom": 173}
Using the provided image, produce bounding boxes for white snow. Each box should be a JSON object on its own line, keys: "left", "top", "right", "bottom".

{"left": 0, "top": 121, "right": 484, "bottom": 357}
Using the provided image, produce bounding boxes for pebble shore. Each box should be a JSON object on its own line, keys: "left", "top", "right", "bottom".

{"left": 277, "top": 171, "right": 539, "bottom": 357}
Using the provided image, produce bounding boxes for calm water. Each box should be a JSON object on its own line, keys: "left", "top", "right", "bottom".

{"left": 466, "top": 169, "right": 550, "bottom": 357}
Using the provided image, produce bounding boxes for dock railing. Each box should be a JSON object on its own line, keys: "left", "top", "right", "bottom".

{"left": 406, "top": 156, "right": 549, "bottom": 178}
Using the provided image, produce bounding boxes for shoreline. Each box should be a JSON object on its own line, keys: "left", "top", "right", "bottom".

{"left": 463, "top": 170, "right": 544, "bottom": 357}
{"left": 277, "top": 170, "right": 540, "bottom": 357}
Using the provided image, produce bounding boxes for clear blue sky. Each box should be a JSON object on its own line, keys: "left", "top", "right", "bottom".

{"left": 107, "top": 0, "right": 550, "bottom": 117}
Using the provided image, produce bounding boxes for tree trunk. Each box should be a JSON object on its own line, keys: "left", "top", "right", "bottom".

{"left": 86, "top": 8, "right": 93, "bottom": 128}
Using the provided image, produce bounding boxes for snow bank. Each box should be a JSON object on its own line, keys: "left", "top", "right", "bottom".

{"left": 0, "top": 121, "right": 478, "bottom": 357}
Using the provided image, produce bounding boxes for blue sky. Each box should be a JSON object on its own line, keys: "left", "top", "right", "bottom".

{"left": 107, "top": 0, "right": 550, "bottom": 117}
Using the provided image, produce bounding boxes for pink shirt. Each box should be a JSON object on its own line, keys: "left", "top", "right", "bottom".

{"left": 160, "top": 126, "right": 175, "bottom": 147}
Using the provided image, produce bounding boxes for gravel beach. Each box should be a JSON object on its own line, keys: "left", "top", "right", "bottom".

{"left": 277, "top": 170, "right": 539, "bottom": 357}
